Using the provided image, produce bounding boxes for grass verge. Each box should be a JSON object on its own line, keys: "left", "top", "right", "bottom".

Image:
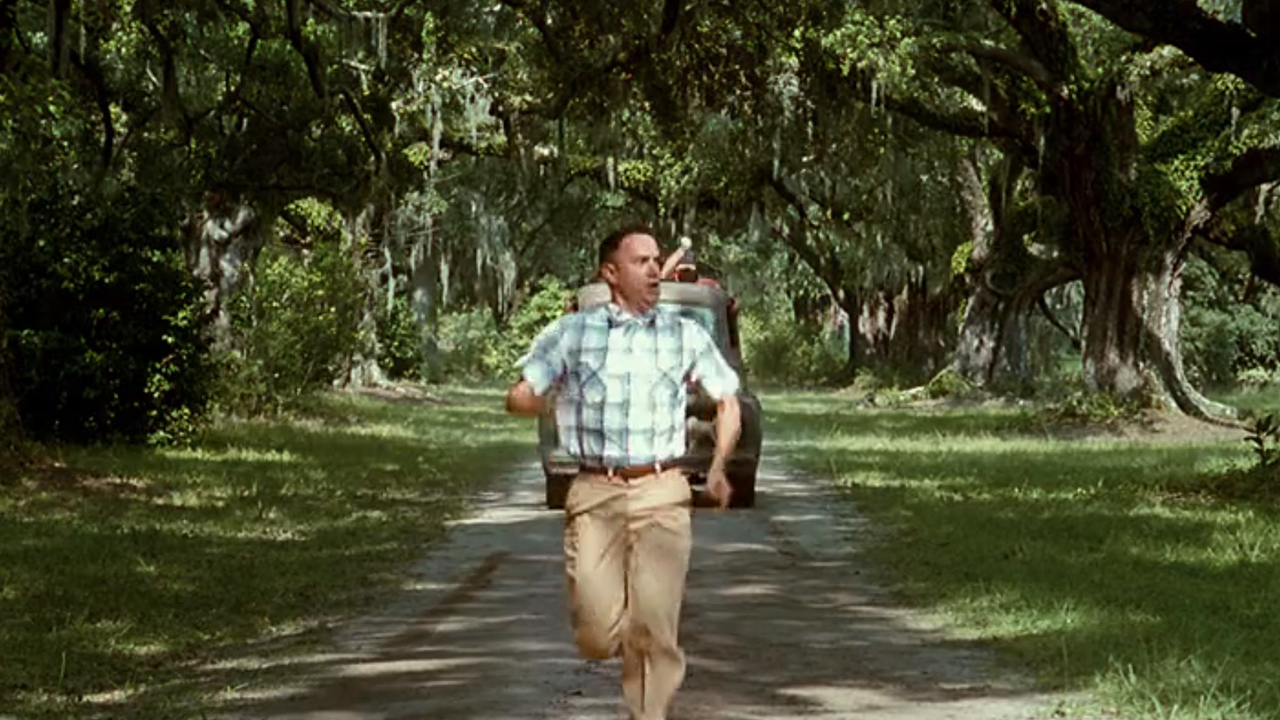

{"left": 0, "top": 384, "right": 529, "bottom": 719}
{"left": 765, "top": 389, "right": 1280, "bottom": 720}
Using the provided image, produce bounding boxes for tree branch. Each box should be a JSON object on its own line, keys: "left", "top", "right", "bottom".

{"left": 815, "top": 55, "right": 1032, "bottom": 144}
{"left": 987, "top": 0, "right": 1078, "bottom": 78}
{"left": 1038, "top": 296, "right": 1081, "bottom": 349}
{"left": 1064, "top": 0, "right": 1280, "bottom": 98}
{"left": 1203, "top": 147, "right": 1280, "bottom": 211}
{"left": 1198, "top": 219, "right": 1280, "bottom": 288}
{"left": 68, "top": 49, "right": 115, "bottom": 173}
{"left": 499, "top": 0, "right": 689, "bottom": 119}
{"left": 286, "top": 0, "right": 327, "bottom": 101}
{"left": 498, "top": 0, "right": 566, "bottom": 63}
{"left": 338, "top": 89, "right": 385, "bottom": 170}
{"left": 946, "top": 41, "right": 1060, "bottom": 94}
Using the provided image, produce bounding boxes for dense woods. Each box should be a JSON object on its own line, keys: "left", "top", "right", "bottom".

{"left": 2, "top": 0, "right": 1279, "bottom": 445}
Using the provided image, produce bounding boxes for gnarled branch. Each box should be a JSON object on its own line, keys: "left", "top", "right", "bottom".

{"left": 987, "top": 0, "right": 1078, "bottom": 78}
{"left": 1198, "top": 219, "right": 1280, "bottom": 288}
{"left": 945, "top": 41, "right": 1060, "bottom": 95}
{"left": 1203, "top": 147, "right": 1280, "bottom": 210}
{"left": 1064, "top": 0, "right": 1280, "bottom": 98}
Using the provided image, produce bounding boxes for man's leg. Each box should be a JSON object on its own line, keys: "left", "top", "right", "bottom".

{"left": 621, "top": 469, "right": 693, "bottom": 720}
{"left": 564, "top": 473, "right": 630, "bottom": 660}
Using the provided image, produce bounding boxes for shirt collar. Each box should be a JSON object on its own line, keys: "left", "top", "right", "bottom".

{"left": 605, "top": 302, "right": 659, "bottom": 328}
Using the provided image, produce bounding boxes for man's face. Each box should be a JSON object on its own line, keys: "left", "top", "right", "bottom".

{"left": 601, "top": 232, "right": 661, "bottom": 313}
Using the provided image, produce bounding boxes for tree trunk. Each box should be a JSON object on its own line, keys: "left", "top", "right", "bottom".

{"left": 1078, "top": 238, "right": 1147, "bottom": 396}
{"left": 840, "top": 292, "right": 863, "bottom": 378}
{"left": 953, "top": 285, "right": 1003, "bottom": 384}
{"left": 342, "top": 209, "right": 389, "bottom": 388}
{"left": 950, "top": 151, "right": 1073, "bottom": 388}
{"left": 1142, "top": 244, "right": 1239, "bottom": 421}
{"left": 1042, "top": 79, "right": 1234, "bottom": 420}
{"left": 410, "top": 217, "right": 442, "bottom": 382}
{"left": 0, "top": 273, "right": 20, "bottom": 457}
{"left": 185, "top": 196, "right": 264, "bottom": 348}
{"left": 888, "top": 274, "right": 956, "bottom": 382}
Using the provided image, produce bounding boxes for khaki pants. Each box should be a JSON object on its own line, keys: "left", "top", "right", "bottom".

{"left": 563, "top": 468, "right": 693, "bottom": 720}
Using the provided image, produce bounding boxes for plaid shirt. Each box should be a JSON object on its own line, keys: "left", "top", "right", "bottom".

{"left": 519, "top": 302, "right": 741, "bottom": 466}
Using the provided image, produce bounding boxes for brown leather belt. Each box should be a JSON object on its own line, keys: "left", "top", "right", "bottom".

{"left": 578, "top": 460, "right": 678, "bottom": 480}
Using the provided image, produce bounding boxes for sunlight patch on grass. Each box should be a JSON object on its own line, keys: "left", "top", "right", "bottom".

{"left": 1, "top": 386, "right": 530, "bottom": 720}
{"left": 765, "top": 389, "right": 1280, "bottom": 720}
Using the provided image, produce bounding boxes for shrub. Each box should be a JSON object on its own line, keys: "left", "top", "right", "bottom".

{"left": 1245, "top": 414, "right": 1280, "bottom": 470}
{"left": 1037, "top": 390, "right": 1146, "bottom": 426}
{"left": 219, "top": 239, "right": 365, "bottom": 414}
{"left": 483, "top": 278, "right": 573, "bottom": 380}
{"left": 926, "top": 367, "right": 975, "bottom": 399}
{"left": 375, "top": 293, "right": 425, "bottom": 380}
{"left": 1237, "top": 366, "right": 1280, "bottom": 389}
{"left": 437, "top": 309, "right": 502, "bottom": 381}
{"left": 739, "top": 310, "right": 846, "bottom": 387}
{"left": 0, "top": 184, "right": 213, "bottom": 444}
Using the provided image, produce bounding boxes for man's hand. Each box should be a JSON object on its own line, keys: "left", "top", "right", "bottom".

{"left": 703, "top": 393, "right": 740, "bottom": 509}
{"left": 705, "top": 464, "right": 732, "bottom": 509}
{"left": 505, "top": 380, "right": 548, "bottom": 416}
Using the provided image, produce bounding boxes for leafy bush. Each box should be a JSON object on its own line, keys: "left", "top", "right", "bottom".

{"left": 1036, "top": 390, "right": 1146, "bottom": 427}
{"left": 1237, "top": 366, "right": 1280, "bottom": 389}
{"left": 739, "top": 310, "right": 846, "bottom": 387}
{"left": 375, "top": 293, "right": 425, "bottom": 380}
{"left": 437, "top": 309, "right": 502, "bottom": 381}
{"left": 437, "top": 278, "right": 572, "bottom": 382}
{"left": 219, "top": 240, "right": 365, "bottom": 414}
{"left": 925, "top": 367, "right": 976, "bottom": 399}
{"left": 0, "top": 184, "right": 213, "bottom": 444}
{"left": 1245, "top": 414, "right": 1280, "bottom": 470}
{"left": 1181, "top": 253, "right": 1280, "bottom": 389}
{"left": 485, "top": 278, "right": 573, "bottom": 379}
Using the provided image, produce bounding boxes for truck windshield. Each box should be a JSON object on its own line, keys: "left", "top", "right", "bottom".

{"left": 664, "top": 304, "right": 721, "bottom": 339}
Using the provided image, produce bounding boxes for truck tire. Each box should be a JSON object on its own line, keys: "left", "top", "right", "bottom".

{"left": 728, "top": 467, "right": 757, "bottom": 508}
{"left": 545, "top": 474, "right": 572, "bottom": 510}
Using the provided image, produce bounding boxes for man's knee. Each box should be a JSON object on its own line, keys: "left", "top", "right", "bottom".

{"left": 574, "top": 623, "right": 622, "bottom": 660}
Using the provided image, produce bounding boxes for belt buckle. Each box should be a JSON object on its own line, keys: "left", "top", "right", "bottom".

{"left": 626, "top": 461, "right": 663, "bottom": 481}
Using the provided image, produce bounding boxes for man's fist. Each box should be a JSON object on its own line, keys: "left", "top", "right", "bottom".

{"left": 705, "top": 465, "right": 732, "bottom": 509}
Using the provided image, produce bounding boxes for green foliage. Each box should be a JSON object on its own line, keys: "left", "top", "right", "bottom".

{"left": 220, "top": 240, "right": 366, "bottom": 415}
{"left": 1182, "top": 253, "right": 1280, "bottom": 389}
{"left": 1037, "top": 390, "right": 1147, "bottom": 427}
{"left": 437, "top": 309, "right": 503, "bottom": 381}
{"left": 1245, "top": 414, "right": 1280, "bottom": 470}
{"left": 375, "top": 294, "right": 425, "bottom": 380}
{"left": 0, "top": 184, "right": 212, "bottom": 444}
{"left": 739, "top": 307, "right": 846, "bottom": 387}
{"left": 435, "top": 278, "right": 573, "bottom": 382}
{"left": 925, "top": 367, "right": 975, "bottom": 399}
{"left": 484, "top": 278, "right": 573, "bottom": 380}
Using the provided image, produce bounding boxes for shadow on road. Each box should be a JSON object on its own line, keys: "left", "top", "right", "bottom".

{"left": 204, "top": 461, "right": 1079, "bottom": 720}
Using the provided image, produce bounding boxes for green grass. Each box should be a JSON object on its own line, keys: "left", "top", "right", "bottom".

{"left": 764, "top": 388, "right": 1280, "bottom": 720}
{"left": 0, "top": 384, "right": 530, "bottom": 719}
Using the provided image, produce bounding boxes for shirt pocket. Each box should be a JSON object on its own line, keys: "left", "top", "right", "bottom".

{"left": 571, "top": 351, "right": 608, "bottom": 404}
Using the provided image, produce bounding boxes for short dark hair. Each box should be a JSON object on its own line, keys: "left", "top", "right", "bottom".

{"left": 598, "top": 223, "right": 657, "bottom": 267}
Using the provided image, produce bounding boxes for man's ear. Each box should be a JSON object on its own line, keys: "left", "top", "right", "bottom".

{"left": 597, "top": 262, "right": 617, "bottom": 284}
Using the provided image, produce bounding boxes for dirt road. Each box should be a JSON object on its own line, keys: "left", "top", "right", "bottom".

{"left": 216, "top": 460, "right": 1095, "bottom": 720}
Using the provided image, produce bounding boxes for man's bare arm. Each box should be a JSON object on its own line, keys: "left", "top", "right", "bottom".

{"left": 710, "top": 393, "right": 741, "bottom": 472}
{"left": 505, "top": 379, "right": 548, "bottom": 417}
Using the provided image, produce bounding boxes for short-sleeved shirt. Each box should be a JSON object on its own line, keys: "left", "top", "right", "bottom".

{"left": 518, "top": 302, "right": 740, "bottom": 466}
